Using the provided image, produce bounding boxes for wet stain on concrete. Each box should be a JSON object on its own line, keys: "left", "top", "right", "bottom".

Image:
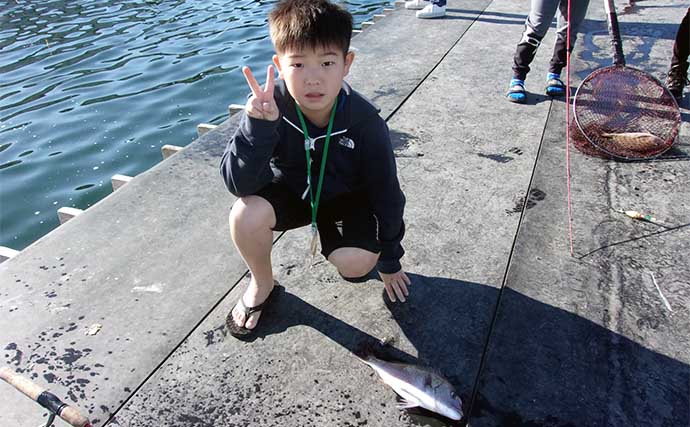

{"left": 506, "top": 189, "right": 547, "bottom": 215}
{"left": 478, "top": 153, "right": 514, "bottom": 163}
{"left": 479, "top": 147, "right": 524, "bottom": 164}
{"left": 179, "top": 414, "right": 213, "bottom": 426}
{"left": 526, "top": 189, "right": 546, "bottom": 208}
{"left": 203, "top": 325, "right": 225, "bottom": 346}
{"left": 5, "top": 342, "right": 23, "bottom": 365}
{"left": 3, "top": 325, "right": 107, "bottom": 419}
{"left": 116, "top": 357, "right": 390, "bottom": 426}
{"left": 281, "top": 263, "right": 297, "bottom": 276}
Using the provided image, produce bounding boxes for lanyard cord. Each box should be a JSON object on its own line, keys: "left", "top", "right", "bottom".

{"left": 295, "top": 99, "right": 338, "bottom": 227}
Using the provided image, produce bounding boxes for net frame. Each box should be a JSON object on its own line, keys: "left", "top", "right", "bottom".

{"left": 571, "top": 0, "right": 681, "bottom": 160}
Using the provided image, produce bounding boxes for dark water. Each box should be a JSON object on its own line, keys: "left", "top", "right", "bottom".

{"left": 0, "top": 0, "right": 392, "bottom": 251}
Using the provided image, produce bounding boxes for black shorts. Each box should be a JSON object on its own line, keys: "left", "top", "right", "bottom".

{"left": 254, "top": 182, "right": 381, "bottom": 258}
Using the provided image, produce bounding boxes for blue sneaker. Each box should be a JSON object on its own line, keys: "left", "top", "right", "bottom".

{"left": 545, "top": 73, "right": 565, "bottom": 96}
{"left": 507, "top": 78, "right": 526, "bottom": 103}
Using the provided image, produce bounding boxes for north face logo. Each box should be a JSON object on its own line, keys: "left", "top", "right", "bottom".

{"left": 338, "top": 136, "right": 355, "bottom": 149}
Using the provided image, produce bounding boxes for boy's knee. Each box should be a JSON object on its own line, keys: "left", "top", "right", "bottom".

{"left": 229, "top": 196, "right": 275, "bottom": 232}
{"left": 329, "top": 248, "right": 379, "bottom": 279}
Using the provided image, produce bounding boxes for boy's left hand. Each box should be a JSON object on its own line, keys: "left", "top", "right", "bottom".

{"left": 379, "top": 270, "right": 411, "bottom": 303}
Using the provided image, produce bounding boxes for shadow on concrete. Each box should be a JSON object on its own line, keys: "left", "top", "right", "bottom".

{"left": 228, "top": 274, "right": 491, "bottom": 426}
{"left": 390, "top": 128, "right": 418, "bottom": 152}
{"left": 231, "top": 285, "right": 413, "bottom": 362}
{"left": 223, "top": 271, "right": 689, "bottom": 426}
{"left": 447, "top": 9, "right": 528, "bottom": 21}
{"left": 442, "top": 13, "right": 527, "bottom": 26}
{"left": 469, "top": 287, "right": 690, "bottom": 426}
{"left": 524, "top": 92, "right": 553, "bottom": 106}
{"left": 622, "top": 2, "right": 690, "bottom": 14}
{"left": 582, "top": 19, "right": 680, "bottom": 41}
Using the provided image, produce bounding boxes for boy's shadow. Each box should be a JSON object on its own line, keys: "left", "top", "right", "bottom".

{"left": 240, "top": 274, "right": 487, "bottom": 374}
{"left": 236, "top": 271, "right": 690, "bottom": 426}
{"left": 235, "top": 273, "right": 488, "bottom": 425}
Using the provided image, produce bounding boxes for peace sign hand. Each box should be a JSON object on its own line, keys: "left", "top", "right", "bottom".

{"left": 242, "top": 65, "right": 279, "bottom": 122}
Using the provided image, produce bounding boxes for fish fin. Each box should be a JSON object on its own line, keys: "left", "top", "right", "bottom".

{"left": 395, "top": 397, "right": 420, "bottom": 410}
{"left": 353, "top": 340, "right": 384, "bottom": 362}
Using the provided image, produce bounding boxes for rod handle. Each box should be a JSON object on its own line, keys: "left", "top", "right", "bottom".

{"left": 0, "top": 367, "right": 91, "bottom": 427}
{"left": 604, "top": 0, "right": 626, "bottom": 66}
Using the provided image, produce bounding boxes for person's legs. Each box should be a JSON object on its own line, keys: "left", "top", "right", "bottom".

{"left": 512, "top": 0, "right": 561, "bottom": 81}
{"left": 328, "top": 247, "right": 379, "bottom": 279}
{"left": 228, "top": 196, "right": 277, "bottom": 331}
{"left": 671, "top": 7, "right": 690, "bottom": 70}
{"left": 667, "top": 7, "right": 690, "bottom": 100}
{"left": 548, "top": 0, "right": 590, "bottom": 77}
{"left": 227, "top": 182, "right": 311, "bottom": 334}
{"left": 318, "top": 192, "right": 382, "bottom": 282}
{"left": 508, "top": 0, "right": 560, "bottom": 102}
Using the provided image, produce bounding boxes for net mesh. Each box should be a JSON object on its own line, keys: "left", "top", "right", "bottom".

{"left": 570, "top": 119, "right": 612, "bottom": 159}
{"left": 573, "top": 65, "right": 680, "bottom": 160}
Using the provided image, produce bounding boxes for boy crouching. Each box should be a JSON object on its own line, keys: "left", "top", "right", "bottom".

{"left": 220, "top": 0, "right": 409, "bottom": 339}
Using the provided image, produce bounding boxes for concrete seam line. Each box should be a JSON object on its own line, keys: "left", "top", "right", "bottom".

{"left": 466, "top": 99, "right": 554, "bottom": 423}
{"left": 104, "top": 231, "right": 287, "bottom": 425}
{"left": 384, "top": 0, "right": 497, "bottom": 123}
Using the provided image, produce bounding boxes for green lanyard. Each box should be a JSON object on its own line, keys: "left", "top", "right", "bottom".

{"left": 295, "top": 99, "right": 338, "bottom": 230}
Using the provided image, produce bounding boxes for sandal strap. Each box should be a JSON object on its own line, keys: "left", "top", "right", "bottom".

{"left": 547, "top": 78, "right": 565, "bottom": 87}
{"left": 237, "top": 296, "right": 270, "bottom": 317}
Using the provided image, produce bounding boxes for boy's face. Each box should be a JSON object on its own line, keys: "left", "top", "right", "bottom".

{"left": 273, "top": 45, "right": 354, "bottom": 125}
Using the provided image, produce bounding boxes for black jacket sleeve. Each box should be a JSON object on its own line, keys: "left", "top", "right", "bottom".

{"left": 360, "top": 117, "right": 406, "bottom": 274}
{"left": 220, "top": 112, "right": 281, "bottom": 197}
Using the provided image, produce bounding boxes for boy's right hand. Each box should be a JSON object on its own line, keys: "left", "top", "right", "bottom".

{"left": 242, "top": 65, "right": 279, "bottom": 122}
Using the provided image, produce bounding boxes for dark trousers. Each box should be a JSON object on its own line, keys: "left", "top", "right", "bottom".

{"left": 512, "top": 0, "right": 590, "bottom": 80}
{"left": 671, "top": 7, "right": 690, "bottom": 73}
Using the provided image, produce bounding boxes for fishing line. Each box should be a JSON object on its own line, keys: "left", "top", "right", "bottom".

{"left": 566, "top": 0, "right": 575, "bottom": 257}
{"left": 469, "top": 0, "right": 578, "bottom": 417}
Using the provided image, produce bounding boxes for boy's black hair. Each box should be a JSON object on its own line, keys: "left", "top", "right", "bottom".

{"left": 269, "top": 0, "right": 353, "bottom": 56}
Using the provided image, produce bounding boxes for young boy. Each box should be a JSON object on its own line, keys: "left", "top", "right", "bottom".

{"left": 220, "top": 0, "right": 410, "bottom": 339}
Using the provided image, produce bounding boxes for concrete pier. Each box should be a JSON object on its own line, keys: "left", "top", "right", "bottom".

{"left": 1, "top": 1, "right": 688, "bottom": 426}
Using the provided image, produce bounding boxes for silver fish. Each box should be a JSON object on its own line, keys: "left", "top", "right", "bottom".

{"left": 358, "top": 353, "right": 464, "bottom": 421}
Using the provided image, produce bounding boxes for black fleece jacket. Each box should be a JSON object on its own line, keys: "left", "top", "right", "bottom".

{"left": 220, "top": 79, "right": 405, "bottom": 274}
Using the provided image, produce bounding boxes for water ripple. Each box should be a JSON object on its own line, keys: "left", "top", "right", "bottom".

{"left": 0, "top": 0, "right": 393, "bottom": 250}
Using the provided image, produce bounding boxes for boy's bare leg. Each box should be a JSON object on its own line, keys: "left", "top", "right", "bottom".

{"left": 229, "top": 196, "right": 276, "bottom": 330}
{"left": 328, "top": 247, "right": 378, "bottom": 279}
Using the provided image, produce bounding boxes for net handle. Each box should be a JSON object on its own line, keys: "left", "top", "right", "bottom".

{"left": 604, "top": 0, "right": 626, "bottom": 66}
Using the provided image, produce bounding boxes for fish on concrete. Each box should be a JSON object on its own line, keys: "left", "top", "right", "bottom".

{"left": 357, "top": 353, "right": 464, "bottom": 421}
{"left": 601, "top": 132, "right": 665, "bottom": 152}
